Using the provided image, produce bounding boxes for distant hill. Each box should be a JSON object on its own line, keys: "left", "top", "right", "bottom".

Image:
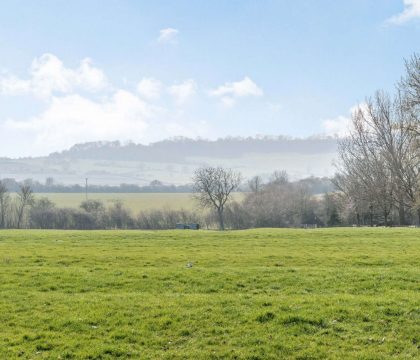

{"left": 0, "top": 136, "right": 338, "bottom": 185}
{"left": 49, "top": 136, "right": 338, "bottom": 162}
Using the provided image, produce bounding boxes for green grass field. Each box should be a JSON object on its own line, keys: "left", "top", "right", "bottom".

{"left": 33, "top": 193, "right": 244, "bottom": 213}
{"left": 33, "top": 192, "right": 245, "bottom": 213}
{"left": 0, "top": 228, "right": 419, "bottom": 359}
{"left": 34, "top": 193, "right": 197, "bottom": 212}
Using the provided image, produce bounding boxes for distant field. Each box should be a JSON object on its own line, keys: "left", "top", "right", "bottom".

{"left": 0, "top": 228, "right": 419, "bottom": 359}
{"left": 35, "top": 193, "right": 196, "bottom": 212}
{"left": 33, "top": 192, "right": 244, "bottom": 213}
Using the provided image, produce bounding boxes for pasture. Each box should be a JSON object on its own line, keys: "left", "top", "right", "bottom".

{"left": 33, "top": 192, "right": 244, "bottom": 212}
{"left": 34, "top": 193, "right": 197, "bottom": 212}
{"left": 0, "top": 228, "right": 419, "bottom": 359}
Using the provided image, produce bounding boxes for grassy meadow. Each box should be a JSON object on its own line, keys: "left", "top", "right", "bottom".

{"left": 0, "top": 228, "right": 419, "bottom": 359}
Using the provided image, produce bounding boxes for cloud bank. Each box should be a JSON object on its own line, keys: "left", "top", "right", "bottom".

{"left": 1, "top": 54, "right": 268, "bottom": 156}
{"left": 0, "top": 54, "right": 208, "bottom": 155}
{"left": 209, "top": 77, "right": 263, "bottom": 107}
{"left": 0, "top": 54, "right": 108, "bottom": 100}
{"left": 386, "top": 0, "right": 420, "bottom": 25}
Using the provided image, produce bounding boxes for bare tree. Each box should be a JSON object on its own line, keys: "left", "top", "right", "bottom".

{"left": 29, "top": 198, "right": 56, "bottom": 229}
{"left": 399, "top": 53, "right": 420, "bottom": 221}
{"left": 193, "top": 167, "right": 241, "bottom": 230}
{"left": 399, "top": 53, "right": 420, "bottom": 112}
{"left": 0, "top": 181, "right": 9, "bottom": 228}
{"left": 16, "top": 184, "right": 34, "bottom": 229}
{"left": 270, "top": 170, "right": 289, "bottom": 185}
{"left": 335, "top": 88, "right": 419, "bottom": 225}
{"left": 108, "top": 200, "right": 133, "bottom": 229}
{"left": 369, "top": 92, "right": 419, "bottom": 223}
{"left": 248, "top": 175, "right": 263, "bottom": 193}
{"left": 80, "top": 199, "right": 106, "bottom": 228}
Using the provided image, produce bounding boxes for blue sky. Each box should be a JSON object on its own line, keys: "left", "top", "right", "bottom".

{"left": 0, "top": 0, "right": 419, "bottom": 157}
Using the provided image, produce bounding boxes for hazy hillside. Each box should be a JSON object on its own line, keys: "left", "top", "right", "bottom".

{"left": 0, "top": 136, "right": 338, "bottom": 185}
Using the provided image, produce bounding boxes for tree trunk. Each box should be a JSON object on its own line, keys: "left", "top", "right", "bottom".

{"left": 397, "top": 191, "right": 407, "bottom": 225}
{"left": 0, "top": 198, "right": 4, "bottom": 228}
{"left": 398, "top": 204, "right": 406, "bottom": 226}
{"left": 217, "top": 208, "right": 225, "bottom": 230}
{"left": 417, "top": 208, "right": 420, "bottom": 226}
{"left": 17, "top": 206, "right": 24, "bottom": 229}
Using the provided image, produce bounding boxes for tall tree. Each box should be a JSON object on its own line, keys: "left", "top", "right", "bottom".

{"left": 16, "top": 184, "right": 34, "bottom": 229}
{"left": 399, "top": 53, "right": 420, "bottom": 220}
{"left": 0, "top": 181, "right": 9, "bottom": 228}
{"left": 336, "top": 93, "right": 402, "bottom": 225}
{"left": 248, "top": 175, "right": 263, "bottom": 193}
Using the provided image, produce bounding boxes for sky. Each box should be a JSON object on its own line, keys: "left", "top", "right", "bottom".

{"left": 0, "top": 0, "right": 419, "bottom": 157}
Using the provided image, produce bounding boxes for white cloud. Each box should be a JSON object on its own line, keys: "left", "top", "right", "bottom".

{"left": 158, "top": 28, "right": 179, "bottom": 43}
{"left": 0, "top": 53, "right": 208, "bottom": 155}
{"left": 5, "top": 90, "right": 156, "bottom": 152}
{"left": 3, "top": 88, "right": 208, "bottom": 155}
{"left": 0, "top": 75, "right": 31, "bottom": 95}
{"left": 386, "top": 0, "right": 420, "bottom": 25}
{"left": 168, "top": 79, "right": 197, "bottom": 105}
{"left": 321, "top": 104, "right": 367, "bottom": 138}
{"left": 0, "top": 53, "right": 108, "bottom": 99}
{"left": 137, "top": 78, "right": 162, "bottom": 100}
{"left": 210, "top": 77, "right": 263, "bottom": 106}
{"left": 221, "top": 96, "right": 236, "bottom": 108}
{"left": 210, "top": 77, "right": 263, "bottom": 97}
{"left": 322, "top": 115, "right": 350, "bottom": 138}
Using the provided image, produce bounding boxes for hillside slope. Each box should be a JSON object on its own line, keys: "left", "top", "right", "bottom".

{"left": 0, "top": 136, "right": 338, "bottom": 185}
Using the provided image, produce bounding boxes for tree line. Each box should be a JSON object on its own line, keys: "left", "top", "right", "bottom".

{"left": 0, "top": 163, "right": 417, "bottom": 230}
{"left": 0, "top": 183, "right": 198, "bottom": 230}
{"left": 0, "top": 169, "right": 369, "bottom": 230}
{"left": 0, "top": 178, "right": 193, "bottom": 193}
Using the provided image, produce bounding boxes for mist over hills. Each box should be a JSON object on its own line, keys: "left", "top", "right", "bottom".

{"left": 49, "top": 136, "right": 338, "bottom": 161}
{"left": 0, "top": 136, "right": 338, "bottom": 185}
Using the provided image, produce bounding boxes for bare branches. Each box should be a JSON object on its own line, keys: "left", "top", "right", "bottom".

{"left": 16, "top": 184, "right": 34, "bottom": 229}
{"left": 248, "top": 176, "right": 263, "bottom": 193}
{"left": 336, "top": 56, "right": 420, "bottom": 225}
{"left": 192, "top": 167, "right": 241, "bottom": 230}
{"left": 399, "top": 53, "right": 420, "bottom": 111}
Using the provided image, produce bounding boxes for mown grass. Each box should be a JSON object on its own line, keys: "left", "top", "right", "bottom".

{"left": 0, "top": 228, "right": 419, "bottom": 359}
